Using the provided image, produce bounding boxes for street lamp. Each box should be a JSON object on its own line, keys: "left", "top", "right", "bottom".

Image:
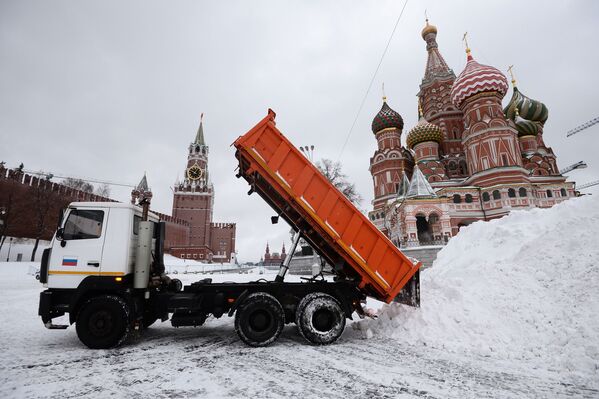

{"left": 6, "top": 237, "right": 13, "bottom": 262}
{"left": 299, "top": 145, "right": 315, "bottom": 163}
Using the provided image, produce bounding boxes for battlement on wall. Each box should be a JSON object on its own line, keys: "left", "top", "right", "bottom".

{"left": 210, "top": 222, "right": 236, "bottom": 230}
{"left": 152, "top": 210, "right": 190, "bottom": 227}
{"left": 0, "top": 167, "right": 116, "bottom": 203}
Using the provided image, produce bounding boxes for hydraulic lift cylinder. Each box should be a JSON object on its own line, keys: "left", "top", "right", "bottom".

{"left": 275, "top": 232, "right": 301, "bottom": 282}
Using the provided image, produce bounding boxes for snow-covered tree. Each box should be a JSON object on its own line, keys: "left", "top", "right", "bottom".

{"left": 316, "top": 159, "right": 362, "bottom": 206}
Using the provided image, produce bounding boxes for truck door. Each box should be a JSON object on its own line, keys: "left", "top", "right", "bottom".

{"left": 47, "top": 208, "right": 108, "bottom": 289}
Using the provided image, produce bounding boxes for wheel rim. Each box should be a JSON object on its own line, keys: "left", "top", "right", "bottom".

{"left": 248, "top": 309, "right": 272, "bottom": 333}
{"left": 89, "top": 310, "right": 113, "bottom": 337}
{"left": 312, "top": 309, "right": 334, "bottom": 332}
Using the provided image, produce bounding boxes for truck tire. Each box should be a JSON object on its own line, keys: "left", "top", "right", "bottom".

{"left": 295, "top": 292, "right": 345, "bottom": 345}
{"left": 75, "top": 295, "right": 131, "bottom": 349}
{"left": 234, "top": 292, "right": 284, "bottom": 347}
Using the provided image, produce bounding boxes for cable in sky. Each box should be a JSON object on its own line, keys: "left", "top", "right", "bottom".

{"left": 337, "top": 0, "right": 410, "bottom": 161}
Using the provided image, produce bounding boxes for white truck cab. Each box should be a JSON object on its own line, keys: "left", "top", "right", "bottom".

{"left": 45, "top": 202, "right": 159, "bottom": 289}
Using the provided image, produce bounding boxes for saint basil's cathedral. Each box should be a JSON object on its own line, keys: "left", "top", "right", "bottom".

{"left": 368, "top": 19, "right": 574, "bottom": 247}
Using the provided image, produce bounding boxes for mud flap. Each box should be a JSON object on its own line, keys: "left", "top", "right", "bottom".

{"left": 394, "top": 270, "right": 420, "bottom": 307}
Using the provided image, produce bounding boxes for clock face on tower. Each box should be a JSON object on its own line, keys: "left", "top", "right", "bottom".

{"left": 187, "top": 164, "right": 203, "bottom": 181}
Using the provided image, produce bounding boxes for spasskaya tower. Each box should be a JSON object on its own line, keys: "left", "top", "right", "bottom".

{"left": 170, "top": 114, "right": 236, "bottom": 263}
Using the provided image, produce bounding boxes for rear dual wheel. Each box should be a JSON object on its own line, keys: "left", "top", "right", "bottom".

{"left": 234, "top": 292, "right": 284, "bottom": 347}
{"left": 295, "top": 292, "right": 346, "bottom": 345}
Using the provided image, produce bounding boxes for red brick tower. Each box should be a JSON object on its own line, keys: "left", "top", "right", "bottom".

{"left": 406, "top": 103, "right": 447, "bottom": 183}
{"left": 418, "top": 19, "right": 466, "bottom": 163}
{"left": 171, "top": 114, "right": 215, "bottom": 259}
{"left": 369, "top": 97, "right": 413, "bottom": 213}
{"left": 450, "top": 42, "right": 527, "bottom": 187}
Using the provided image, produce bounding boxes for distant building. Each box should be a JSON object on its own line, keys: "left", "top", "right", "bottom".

{"left": 368, "top": 19, "right": 575, "bottom": 248}
{"left": 261, "top": 242, "right": 286, "bottom": 267}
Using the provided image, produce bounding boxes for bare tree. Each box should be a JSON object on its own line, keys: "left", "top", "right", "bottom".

{"left": 30, "top": 180, "right": 53, "bottom": 261}
{"left": 95, "top": 183, "right": 111, "bottom": 198}
{"left": 0, "top": 170, "right": 23, "bottom": 252}
{"left": 316, "top": 158, "right": 362, "bottom": 206}
{"left": 63, "top": 177, "right": 94, "bottom": 193}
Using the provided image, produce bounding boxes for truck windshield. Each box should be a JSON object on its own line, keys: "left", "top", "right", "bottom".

{"left": 63, "top": 210, "right": 104, "bottom": 240}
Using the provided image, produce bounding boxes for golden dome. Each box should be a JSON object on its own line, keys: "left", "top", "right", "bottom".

{"left": 407, "top": 116, "right": 443, "bottom": 149}
{"left": 421, "top": 19, "right": 437, "bottom": 39}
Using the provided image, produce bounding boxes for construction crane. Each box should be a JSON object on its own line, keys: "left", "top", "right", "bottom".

{"left": 559, "top": 161, "right": 587, "bottom": 174}
{"left": 566, "top": 116, "right": 599, "bottom": 137}
{"left": 577, "top": 180, "right": 599, "bottom": 190}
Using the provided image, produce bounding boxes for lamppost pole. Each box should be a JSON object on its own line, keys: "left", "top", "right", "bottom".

{"left": 7, "top": 237, "right": 13, "bottom": 262}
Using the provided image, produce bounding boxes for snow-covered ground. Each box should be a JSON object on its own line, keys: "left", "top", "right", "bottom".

{"left": 1, "top": 197, "right": 598, "bottom": 398}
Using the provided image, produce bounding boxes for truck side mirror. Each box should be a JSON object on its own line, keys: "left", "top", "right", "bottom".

{"left": 57, "top": 228, "right": 67, "bottom": 247}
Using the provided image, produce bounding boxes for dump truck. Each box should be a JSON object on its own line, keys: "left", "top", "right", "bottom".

{"left": 38, "top": 110, "right": 421, "bottom": 349}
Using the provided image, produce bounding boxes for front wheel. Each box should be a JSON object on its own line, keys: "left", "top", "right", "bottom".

{"left": 234, "top": 292, "right": 284, "bottom": 347}
{"left": 76, "top": 295, "right": 131, "bottom": 349}
{"left": 296, "top": 292, "right": 346, "bottom": 345}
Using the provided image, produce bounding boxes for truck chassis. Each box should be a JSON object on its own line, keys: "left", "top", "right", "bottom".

{"left": 39, "top": 268, "right": 365, "bottom": 348}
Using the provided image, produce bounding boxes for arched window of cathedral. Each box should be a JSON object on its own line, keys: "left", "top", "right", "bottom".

{"left": 465, "top": 194, "right": 473, "bottom": 203}
{"left": 508, "top": 188, "right": 516, "bottom": 198}
{"left": 546, "top": 189, "right": 553, "bottom": 198}
{"left": 492, "top": 190, "right": 501, "bottom": 200}
{"left": 459, "top": 161, "right": 468, "bottom": 175}
{"left": 560, "top": 188, "right": 567, "bottom": 197}
{"left": 501, "top": 154, "right": 509, "bottom": 166}
{"left": 453, "top": 128, "right": 459, "bottom": 139}
{"left": 519, "top": 187, "right": 527, "bottom": 197}
{"left": 453, "top": 194, "right": 462, "bottom": 204}
{"left": 482, "top": 192, "right": 490, "bottom": 202}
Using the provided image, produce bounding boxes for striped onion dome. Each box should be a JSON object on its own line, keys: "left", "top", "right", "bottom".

{"left": 372, "top": 98, "right": 404, "bottom": 134}
{"left": 450, "top": 53, "right": 509, "bottom": 109}
{"left": 513, "top": 108, "right": 540, "bottom": 136}
{"left": 503, "top": 87, "right": 548, "bottom": 126}
{"left": 406, "top": 115, "right": 443, "bottom": 149}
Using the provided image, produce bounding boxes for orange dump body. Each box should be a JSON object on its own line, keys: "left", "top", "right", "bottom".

{"left": 233, "top": 110, "right": 421, "bottom": 303}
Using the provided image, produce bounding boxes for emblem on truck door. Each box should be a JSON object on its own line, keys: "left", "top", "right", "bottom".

{"left": 62, "top": 257, "right": 78, "bottom": 266}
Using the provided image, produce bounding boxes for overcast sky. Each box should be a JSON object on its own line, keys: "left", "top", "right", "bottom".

{"left": 1, "top": 0, "right": 598, "bottom": 262}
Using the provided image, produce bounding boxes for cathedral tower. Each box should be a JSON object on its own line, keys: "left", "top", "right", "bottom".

{"left": 450, "top": 42, "right": 527, "bottom": 186}
{"left": 369, "top": 97, "right": 413, "bottom": 214}
{"left": 418, "top": 19, "right": 466, "bottom": 158}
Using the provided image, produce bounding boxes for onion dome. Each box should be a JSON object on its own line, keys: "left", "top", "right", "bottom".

{"left": 372, "top": 97, "right": 404, "bottom": 134}
{"left": 503, "top": 87, "right": 548, "bottom": 126}
{"left": 513, "top": 107, "right": 540, "bottom": 136}
{"left": 421, "top": 18, "right": 437, "bottom": 39}
{"left": 450, "top": 50, "right": 509, "bottom": 109}
{"left": 406, "top": 107, "right": 443, "bottom": 149}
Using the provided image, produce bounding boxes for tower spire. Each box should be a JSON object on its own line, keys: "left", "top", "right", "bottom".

{"left": 462, "top": 32, "right": 472, "bottom": 60}
{"left": 420, "top": 17, "right": 453, "bottom": 85}
{"left": 194, "top": 113, "right": 205, "bottom": 145}
{"left": 382, "top": 82, "right": 387, "bottom": 102}
{"left": 507, "top": 65, "right": 517, "bottom": 87}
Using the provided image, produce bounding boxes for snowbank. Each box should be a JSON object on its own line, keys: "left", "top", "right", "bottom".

{"left": 354, "top": 196, "right": 599, "bottom": 381}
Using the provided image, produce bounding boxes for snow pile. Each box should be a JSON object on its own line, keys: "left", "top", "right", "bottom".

{"left": 354, "top": 196, "right": 599, "bottom": 380}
